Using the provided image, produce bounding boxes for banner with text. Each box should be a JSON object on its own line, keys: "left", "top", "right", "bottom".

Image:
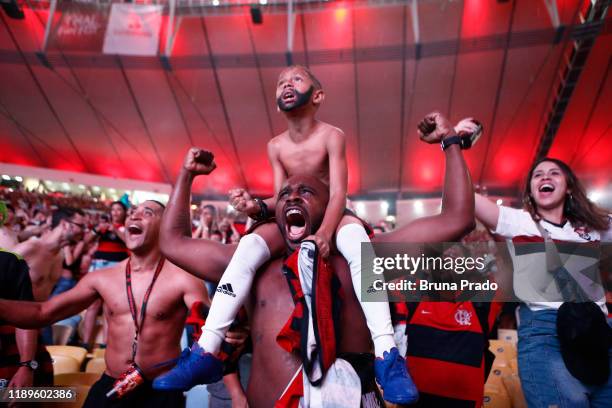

{"left": 47, "top": 2, "right": 110, "bottom": 52}
{"left": 361, "top": 242, "right": 611, "bottom": 304}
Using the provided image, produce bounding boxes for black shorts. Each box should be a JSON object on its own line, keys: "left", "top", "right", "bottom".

{"left": 83, "top": 374, "right": 184, "bottom": 408}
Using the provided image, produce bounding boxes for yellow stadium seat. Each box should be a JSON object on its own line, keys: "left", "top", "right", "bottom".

{"left": 486, "top": 365, "right": 512, "bottom": 389}
{"left": 92, "top": 348, "right": 106, "bottom": 359}
{"left": 509, "top": 357, "right": 518, "bottom": 373}
{"left": 51, "top": 355, "right": 80, "bottom": 375}
{"left": 85, "top": 358, "right": 106, "bottom": 374}
{"left": 485, "top": 365, "right": 512, "bottom": 407}
{"left": 489, "top": 340, "right": 517, "bottom": 362}
{"left": 502, "top": 372, "right": 528, "bottom": 408}
{"left": 491, "top": 358, "right": 510, "bottom": 370}
{"left": 52, "top": 324, "right": 74, "bottom": 346}
{"left": 55, "top": 372, "right": 101, "bottom": 387}
{"left": 47, "top": 345, "right": 88, "bottom": 366}
{"left": 53, "top": 384, "right": 90, "bottom": 408}
{"left": 483, "top": 387, "right": 512, "bottom": 408}
{"left": 497, "top": 329, "right": 518, "bottom": 345}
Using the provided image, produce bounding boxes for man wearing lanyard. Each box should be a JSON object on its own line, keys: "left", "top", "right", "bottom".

{"left": 0, "top": 200, "right": 207, "bottom": 407}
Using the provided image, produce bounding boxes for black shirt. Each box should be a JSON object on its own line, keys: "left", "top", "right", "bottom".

{"left": 0, "top": 250, "right": 33, "bottom": 303}
{"left": 0, "top": 250, "right": 53, "bottom": 384}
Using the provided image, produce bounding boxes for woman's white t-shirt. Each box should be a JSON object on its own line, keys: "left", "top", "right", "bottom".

{"left": 494, "top": 206, "right": 611, "bottom": 312}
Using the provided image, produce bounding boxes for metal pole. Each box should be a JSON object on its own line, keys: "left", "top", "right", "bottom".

{"left": 543, "top": 0, "right": 560, "bottom": 28}
{"left": 410, "top": 0, "right": 419, "bottom": 45}
{"left": 165, "top": 0, "right": 177, "bottom": 56}
{"left": 286, "top": 0, "right": 295, "bottom": 65}
{"left": 41, "top": 0, "right": 58, "bottom": 51}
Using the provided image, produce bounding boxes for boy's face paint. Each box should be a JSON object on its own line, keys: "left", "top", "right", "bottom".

{"left": 277, "top": 86, "right": 314, "bottom": 112}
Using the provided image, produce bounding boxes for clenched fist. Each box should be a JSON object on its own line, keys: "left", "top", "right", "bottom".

{"left": 455, "top": 117, "right": 483, "bottom": 146}
{"left": 417, "top": 112, "right": 454, "bottom": 144}
{"left": 229, "top": 188, "right": 259, "bottom": 216}
{"left": 183, "top": 148, "right": 216, "bottom": 175}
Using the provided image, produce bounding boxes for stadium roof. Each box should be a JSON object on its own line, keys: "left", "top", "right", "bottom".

{"left": 0, "top": 0, "right": 610, "bottom": 197}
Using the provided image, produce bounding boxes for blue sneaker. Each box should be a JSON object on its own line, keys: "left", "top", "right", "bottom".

{"left": 374, "top": 347, "right": 419, "bottom": 404}
{"left": 152, "top": 343, "right": 223, "bottom": 391}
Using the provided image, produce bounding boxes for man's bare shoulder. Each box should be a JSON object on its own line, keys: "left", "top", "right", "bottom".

{"left": 75, "top": 260, "right": 124, "bottom": 294}
{"left": 89, "top": 259, "right": 125, "bottom": 282}
{"left": 101, "top": 259, "right": 126, "bottom": 273}
{"left": 13, "top": 237, "right": 41, "bottom": 257}
{"left": 163, "top": 261, "right": 202, "bottom": 286}
{"left": 0, "top": 227, "right": 18, "bottom": 249}
{"left": 162, "top": 260, "right": 188, "bottom": 276}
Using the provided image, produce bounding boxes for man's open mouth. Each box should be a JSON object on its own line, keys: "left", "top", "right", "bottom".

{"left": 285, "top": 207, "right": 308, "bottom": 241}
{"left": 127, "top": 224, "right": 143, "bottom": 236}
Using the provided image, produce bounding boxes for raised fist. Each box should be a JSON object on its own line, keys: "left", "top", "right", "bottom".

{"left": 455, "top": 118, "right": 481, "bottom": 137}
{"left": 183, "top": 148, "right": 216, "bottom": 175}
{"left": 417, "top": 111, "right": 454, "bottom": 144}
{"left": 229, "top": 188, "right": 259, "bottom": 216}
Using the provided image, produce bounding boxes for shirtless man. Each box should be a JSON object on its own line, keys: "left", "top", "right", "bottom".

{"left": 12, "top": 207, "right": 86, "bottom": 302}
{"left": 156, "top": 66, "right": 427, "bottom": 404}
{"left": 155, "top": 165, "right": 382, "bottom": 407}
{"left": 153, "top": 109, "right": 476, "bottom": 405}
{"left": 0, "top": 201, "right": 207, "bottom": 407}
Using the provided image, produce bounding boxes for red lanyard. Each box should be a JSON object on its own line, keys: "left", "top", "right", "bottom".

{"left": 125, "top": 257, "right": 165, "bottom": 362}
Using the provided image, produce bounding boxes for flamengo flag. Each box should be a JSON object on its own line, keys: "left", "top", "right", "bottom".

{"left": 103, "top": 4, "right": 163, "bottom": 56}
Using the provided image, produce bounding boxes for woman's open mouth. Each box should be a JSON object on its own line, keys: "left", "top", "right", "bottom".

{"left": 538, "top": 183, "right": 555, "bottom": 198}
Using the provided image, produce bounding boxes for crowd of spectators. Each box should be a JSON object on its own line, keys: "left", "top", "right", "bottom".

{"left": 0, "top": 186, "right": 247, "bottom": 347}
{"left": 0, "top": 184, "right": 535, "bottom": 407}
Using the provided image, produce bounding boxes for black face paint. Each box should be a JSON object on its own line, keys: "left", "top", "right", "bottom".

{"left": 277, "top": 86, "right": 314, "bottom": 112}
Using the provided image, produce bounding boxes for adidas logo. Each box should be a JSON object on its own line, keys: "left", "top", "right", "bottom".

{"left": 216, "top": 283, "right": 236, "bottom": 298}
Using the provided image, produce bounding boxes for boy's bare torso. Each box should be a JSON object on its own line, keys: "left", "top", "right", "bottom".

{"left": 271, "top": 121, "right": 343, "bottom": 187}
